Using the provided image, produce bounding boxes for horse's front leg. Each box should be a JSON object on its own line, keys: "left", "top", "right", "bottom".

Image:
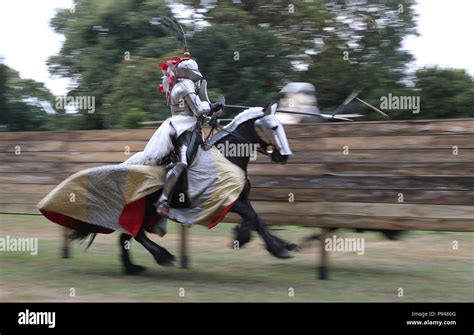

{"left": 119, "top": 233, "right": 147, "bottom": 275}
{"left": 232, "top": 211, "right": 297, "bottom": 251}
{"left": 230, "top": 199, "right": 294, "bottom": 259}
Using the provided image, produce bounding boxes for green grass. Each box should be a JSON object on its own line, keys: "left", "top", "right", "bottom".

{"left": 0, "top": 214, "right": 473, "bottom": 302}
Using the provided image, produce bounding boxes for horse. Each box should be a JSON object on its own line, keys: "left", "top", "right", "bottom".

{"left": 70, "top": 104, "right": 297, "bottom": 275}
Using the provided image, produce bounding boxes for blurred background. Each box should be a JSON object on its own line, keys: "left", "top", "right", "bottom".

{"left": 0, "top": 0, "right": 473, "bottom": 131}
{"left": 0, "top": 1, "right": 473, "bottom": 303}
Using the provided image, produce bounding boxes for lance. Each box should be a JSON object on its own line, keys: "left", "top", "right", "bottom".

{"left": 224, "top": 103, "right": 254, "bottom": 109}
{"left": 223, "top": 103, "right": 363, "bottom": 120}
{"left": 355, "top": 97, "right": 389, "bottom": 117}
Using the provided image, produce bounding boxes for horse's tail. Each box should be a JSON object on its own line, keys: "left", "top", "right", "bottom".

{"left": 69, "top": 222, "right": 100, "bottom": 250}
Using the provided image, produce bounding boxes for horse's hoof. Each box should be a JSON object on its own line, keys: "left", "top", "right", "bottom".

{"left": 284, "top": 242, "right": 299, "bottom": 252}
{"left": 266, "top": 246, "right": 293, "bottom": 259}
{"left": 232, "top": 226, "right": 251, "bottom": 248}
{"left": 278, "top": 239, "right": 298, "bottom": 251}
{"left": 124, "top": 264, "right": 147, "bottom": 275}
{"left": 153, "top": 252, "right": 176, "bottom": 267}
{"left": 272, "top": 235, "right": 298, "bottom": 252}
{"left": 157, "top": 257, "right": 175, "bottom": 267}
{"left": 162, "top": 249, "right": 176, "bottom": 262}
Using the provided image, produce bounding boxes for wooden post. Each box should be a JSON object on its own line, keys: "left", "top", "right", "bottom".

{"left": 61, "top": 228, "right": 71, "bottom": 258}
{"left": 179, "top": 225, "right": 189, "bottom": 268}
{"left": 318, "top": 227, "right": 329, "bottom": 279}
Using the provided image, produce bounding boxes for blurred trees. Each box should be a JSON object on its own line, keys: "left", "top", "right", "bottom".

{"left": 204, "top": 0, "right": 419, "bottom": 117}
{"left": 2, "top": 0, "right": 473, "bottom": 132}
{"left": 101, "top": 55, "right": 169, "bottom": 128}
{"left": 48, "top": 0, "right": 174, "bottom": 129}
{"left": 189, "top": 25, "right": 291, "bottom": 114}
{"left": 120, "top": 107, "right": 147, "bottom": 128}
{"left": 0, "top": 62, "right": 8, "bottom": 126}
{"left": 44, "top": 0, "right": 474, "bottom": 126}
{"left": 0, "top": 63, "right": 57, "bottom": 131}
{"left": 414, "top": 67, "right": 474, "bottom": 119}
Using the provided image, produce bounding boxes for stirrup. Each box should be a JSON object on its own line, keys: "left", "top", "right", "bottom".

{"left": 156, "top": 202, "right": 170, "bottom": 218}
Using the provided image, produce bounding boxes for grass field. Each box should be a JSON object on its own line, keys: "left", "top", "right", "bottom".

{"left": 0, "top": 214, "right": 473, "bottom": 302}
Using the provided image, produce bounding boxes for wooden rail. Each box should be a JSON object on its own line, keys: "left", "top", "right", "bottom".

{"left": 1, "top": 118, "right": 473, "bottom": 278}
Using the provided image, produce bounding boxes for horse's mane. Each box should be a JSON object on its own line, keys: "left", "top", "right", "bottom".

{"left": 204, "top": 108, "right": 264, "bottom": 149}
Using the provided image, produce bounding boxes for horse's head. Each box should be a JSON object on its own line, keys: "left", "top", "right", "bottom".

{"left": 254, "top": 103, "right": 292, "bottom": 163}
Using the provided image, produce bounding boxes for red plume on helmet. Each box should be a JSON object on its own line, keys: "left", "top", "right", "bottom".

{"left": 157, "top": 55, "right": 189, "bottom": 104}
{"left": 157, "top": 16, "right": 192, "bottom": 104}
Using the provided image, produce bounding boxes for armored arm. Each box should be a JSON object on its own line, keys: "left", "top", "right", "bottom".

{"left": 197, "top": 80, "right": 223, "bottom": 114}
{"left": 172, "top": 79, "right": 222, "bottom": 117}
{"left": 183, "top": 92, "right": 212, "bottom": 117}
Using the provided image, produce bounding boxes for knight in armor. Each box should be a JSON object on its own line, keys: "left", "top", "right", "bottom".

{"left": 156, "top": 56, "right": 222, "bottom": 217}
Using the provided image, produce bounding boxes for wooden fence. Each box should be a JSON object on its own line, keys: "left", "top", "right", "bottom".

{"left": 1, "top": 118, "right": 473, "bottom": 278}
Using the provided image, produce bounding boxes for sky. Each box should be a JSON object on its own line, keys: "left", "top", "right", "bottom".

{"left": 0, "top": 0, "right": 73, "bottom": 96}
{"left": 0, "top": 0, "right": 473, "bottom": 97}
{"left": 402, "top": 0, "right": 474, "bottom": 76}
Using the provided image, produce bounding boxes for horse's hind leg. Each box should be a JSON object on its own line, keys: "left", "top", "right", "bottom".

{"left": 120, "top": 233, "right": 147, "bottom": 275}
{"left": 134, "top": 228, "right": 176, "bottom": 267}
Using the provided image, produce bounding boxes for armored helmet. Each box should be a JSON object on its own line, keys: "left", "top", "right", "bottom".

{"left": 175, "top": 59, "right": 203, "bottom": 82}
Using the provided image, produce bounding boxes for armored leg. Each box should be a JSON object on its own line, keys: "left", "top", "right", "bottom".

{"left": 156, "top": 143, "right": 189, "bottom": 216}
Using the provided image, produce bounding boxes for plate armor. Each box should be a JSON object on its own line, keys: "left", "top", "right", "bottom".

{"left": 157, "top": 58, "right": 222, "bottom": 216}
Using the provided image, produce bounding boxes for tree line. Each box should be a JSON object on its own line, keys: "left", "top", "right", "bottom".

{"left": 1, "top": 0, "right": 473, "bottom": 131}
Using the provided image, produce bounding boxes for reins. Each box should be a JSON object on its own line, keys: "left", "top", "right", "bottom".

{"left": 204, "top": 120, "right": 269, "bottom": 156}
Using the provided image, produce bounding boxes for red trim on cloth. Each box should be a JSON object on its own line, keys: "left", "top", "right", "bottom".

{"left": 207, "top": 200, "right": 238, "bottom": 229}
{"left": 39, "top": 209, "right": 113, "bottom": 234}
{"left": 118, "top": 197, "right": 147, "bottom": 237}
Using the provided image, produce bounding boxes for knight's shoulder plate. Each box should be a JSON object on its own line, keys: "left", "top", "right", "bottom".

{"left": 171, "top": 79, "right": 195, "bottom": 100}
